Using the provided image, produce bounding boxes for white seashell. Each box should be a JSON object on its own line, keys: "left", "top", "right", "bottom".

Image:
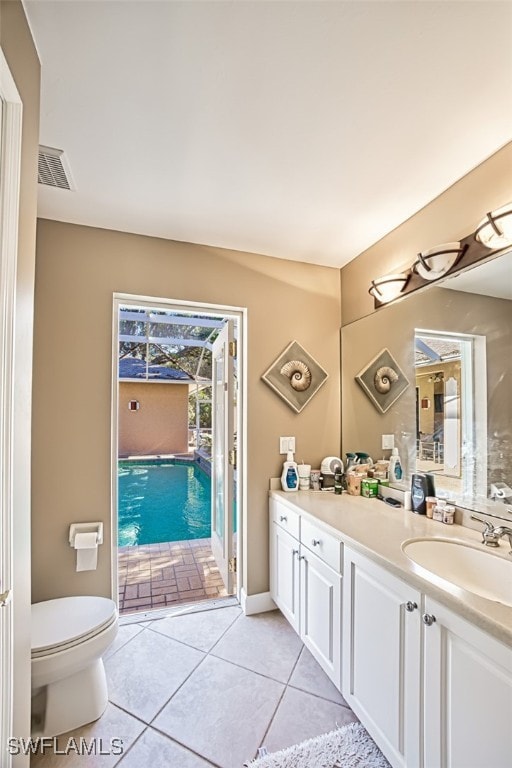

{"left": 374, "top": 366, "right": 399, "bottom": 394}
{"left": 280, "top": 360, "right": 312, "bottom": 391}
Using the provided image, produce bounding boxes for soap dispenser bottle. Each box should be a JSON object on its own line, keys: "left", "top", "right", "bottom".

{"left": 388, "top": 447, "right": 403, "bottom": 483}
{"left": 281, "top": 450, "right": 299, "bottom": 492}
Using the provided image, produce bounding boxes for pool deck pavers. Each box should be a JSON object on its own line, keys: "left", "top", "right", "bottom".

{"left": 118, "top": 537, "right": 228, "bottom": 614}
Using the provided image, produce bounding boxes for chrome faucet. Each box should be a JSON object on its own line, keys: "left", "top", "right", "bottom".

{"left": 471, "top": 516, "right": 512, "bottom": 554}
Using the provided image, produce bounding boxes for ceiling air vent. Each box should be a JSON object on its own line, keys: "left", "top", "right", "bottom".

{"left": 38, "top": 145, "right": 75, "bottom": 190}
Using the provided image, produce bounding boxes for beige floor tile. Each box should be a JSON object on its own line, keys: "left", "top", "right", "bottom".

{"left": 211, "top": 610, "right": 303, "bottom": 683}
{"left": 29, "top": 704, "right": 144, "bottom": 768}
{"left": 149, "top": 604, "right": 241, "bottom": 652}
{"left": 105, "top": 628, "right": 204, "bottom": 722}
{"left": 263, "top": 686, "right": 358, "bottom": 754}
{"left": 103, "top": 623, "right": 144, "bottom": 661}
{"left": 116, "top": 727, "right": 214, "bottom": 767}
{"left": 289, "top": 646, "right": 348, "bottom": 705}
{"left": 153, "top": 655, "right": 284, "bottom": 768}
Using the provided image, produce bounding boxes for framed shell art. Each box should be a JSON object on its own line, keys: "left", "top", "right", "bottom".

{"left": 262, "top": 341, "right": 329, "bottom": 413}
{"left": 355, "top": 347, "right": 409, "bottom": 414}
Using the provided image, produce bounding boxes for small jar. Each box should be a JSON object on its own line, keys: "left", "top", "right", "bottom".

{"left": 425, "top": 496, "right": 437, "bottom": 519}
{"left": 432, "top": 500, "right": 446, "bottom": 522}
{"left": 442, "top": 504, "right": 455, "bottom": 525}
{"left": 310, "top": 469, "right": 321, "bottom": 491}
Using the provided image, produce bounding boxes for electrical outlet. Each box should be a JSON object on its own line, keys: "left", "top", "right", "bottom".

{"left": 382, "top": 434, "right": 395, "bottom": 450}
{"left": 279, "top": 436, "right": 296, "bottom": 454}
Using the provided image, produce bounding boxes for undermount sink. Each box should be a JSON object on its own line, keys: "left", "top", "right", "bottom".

{"left": 401, "top": 538, "right": 512, "bottom": 607}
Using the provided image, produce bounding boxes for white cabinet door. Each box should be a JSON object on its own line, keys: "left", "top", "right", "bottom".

{"left": 342, "top": 547, "right": 421, "bottom": 768}
{"left": 300, "top": 546, "right": 341, "bottom": 688}
{"left": 270, "top": 521, "right": 300, "bottom": 633}
{"left": 423, "top": 597, "right": 512, "bottom": 768}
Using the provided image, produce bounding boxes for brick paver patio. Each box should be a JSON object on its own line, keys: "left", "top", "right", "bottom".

{"left": 118, "top": 537, "right": 228, "bottom": 614}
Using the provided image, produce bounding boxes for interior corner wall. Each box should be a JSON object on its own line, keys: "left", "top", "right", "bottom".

{"left": 1, "top": 0, "right": 40, "bottom": 757}
{"left": 341, "top": 142, "right": 512, "bottom": 326}
{"left": 118, "top": 382, "right": 189, "bottom": 457}
{"left": 32, "top": 220, "right": 341, "bottom": 602}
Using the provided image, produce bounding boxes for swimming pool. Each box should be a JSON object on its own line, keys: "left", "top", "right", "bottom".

{"left": 118, "top": 460, "right": 211, "bottom": 546}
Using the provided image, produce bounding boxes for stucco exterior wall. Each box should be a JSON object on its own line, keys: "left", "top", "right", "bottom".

{"left": 118, "top": 381, "right": 189, "bottom": 457}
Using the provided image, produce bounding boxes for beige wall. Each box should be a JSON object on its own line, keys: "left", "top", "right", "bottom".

{"left": 1, "top": 0, "right": 40, "bottom": 755}
{"left": 341, "top": 142, "right": 512, "bottom": 325}
{"left": 32, "top": 220, "right": 341, "bottom": 602}
{"left": 118, "top": 382, "right": 189, "bottom": 457}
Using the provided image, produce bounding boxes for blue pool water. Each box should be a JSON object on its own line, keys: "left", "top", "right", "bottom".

{"left": 118, "top": 460, "right": 212, "bottom": 546}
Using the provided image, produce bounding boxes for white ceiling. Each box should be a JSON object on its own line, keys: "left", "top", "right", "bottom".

{"left": 24, "top": 1, "right": 512, "bottom": 268}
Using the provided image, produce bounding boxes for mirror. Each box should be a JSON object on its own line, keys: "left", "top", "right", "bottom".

{"left": 341, "top": 250, "right": 512, "bottom": 521}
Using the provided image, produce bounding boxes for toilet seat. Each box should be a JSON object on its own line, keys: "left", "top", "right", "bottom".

{"left": 32, "top": 596, "right": 117, "bottom": 658}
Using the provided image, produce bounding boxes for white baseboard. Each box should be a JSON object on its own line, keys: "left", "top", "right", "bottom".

{"left": 240, "top": 588, "right": 276, "bottom": 615}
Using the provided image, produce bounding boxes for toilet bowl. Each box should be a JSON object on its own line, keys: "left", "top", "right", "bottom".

{"left": 31, "top": 596, "right": 118, "bottom": 737}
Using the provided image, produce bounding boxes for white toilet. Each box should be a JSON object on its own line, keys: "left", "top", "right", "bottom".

{"left": 31, "top": 596, "right": 118, "bottom": 736}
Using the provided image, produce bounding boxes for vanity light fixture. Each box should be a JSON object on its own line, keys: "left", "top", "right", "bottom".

{"left": 475, "top": 202, "right": 512, "bottom": 249}
{"left": 368, "top": 272, "right": 410, "bottom": 304}
{"left": 412, "top": 242, "right": 467, "bottom": 281}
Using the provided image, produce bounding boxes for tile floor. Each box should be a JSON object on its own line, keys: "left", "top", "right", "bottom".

{"left": 118, "top": 538, "right": 228, "bottom": 614}
{"left": 30, "top": 603, "right": 358, "bottom": 767}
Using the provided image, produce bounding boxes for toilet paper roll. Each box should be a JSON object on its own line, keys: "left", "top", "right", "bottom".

{"left": 74, "top": 531, "right": 98, "bottom": 572}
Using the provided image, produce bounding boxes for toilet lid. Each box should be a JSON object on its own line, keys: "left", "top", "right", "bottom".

{"left": 32, "top": 596, "right": 117, "bottom": 656}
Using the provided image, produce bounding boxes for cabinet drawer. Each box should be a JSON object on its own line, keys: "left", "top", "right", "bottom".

{"left": 301, "top": 517, "right": 341, "bottom": 572}
{"left": 271, "top": 498, "right": 300, "bottom": 539}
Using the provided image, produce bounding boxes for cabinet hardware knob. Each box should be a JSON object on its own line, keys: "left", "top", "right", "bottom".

{"left": 422, "top": 613, "right": 436, "bottom": 626}
{"left": 292, "top": 549, "right": 299, "bottom": 556}
{"left": 312, "top": 539, "right": 321, "bottom": 546}
{"left": 405, "top": 601, "right": 418, "bottom": 612}
{"left": 279, "top": 516, "right": 287, "bottom": 522}
{"left": 299, "top": 555, "right": 306, "bottom": 561}
{"left": 0, "top": 589, "right": 12, "bottom": 607}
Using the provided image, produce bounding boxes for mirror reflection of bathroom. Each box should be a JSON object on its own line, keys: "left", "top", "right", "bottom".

{"left": 414, "top": 330, "right": 487, "bottom": 502}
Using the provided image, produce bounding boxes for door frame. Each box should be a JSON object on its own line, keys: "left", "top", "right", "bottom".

{"left": 0, "top": 47, "right": 23, "bottom": 766}
{"left": 415, "top": 328, "right": 487, "bottom": 498}
{"left": 111, "top": 293, "right": 247, "bottom": 606}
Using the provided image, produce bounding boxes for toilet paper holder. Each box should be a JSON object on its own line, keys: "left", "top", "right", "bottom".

{"left": 69, "top": 522, "right": 104, "bottom": 547}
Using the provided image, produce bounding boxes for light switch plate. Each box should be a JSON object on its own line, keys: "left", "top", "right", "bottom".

{"left": 280, "top": 436, "right": 296, "bottom": 454}
{"left": 382, "top": 434, "right": 395, "bottom": 450}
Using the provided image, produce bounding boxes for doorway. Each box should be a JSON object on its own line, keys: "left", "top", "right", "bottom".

{"left": 0, "top": 47, "right": 24, "bottom": 767}
{"left": 415, "top": 329, "right": 487, "bottom": 499}
{"left": 112, "top": 295, "right": 245, "bottom": 616}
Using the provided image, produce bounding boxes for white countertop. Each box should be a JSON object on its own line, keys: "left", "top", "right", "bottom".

{"left": 269, "top": 489, "right": 512, "bottom": 646}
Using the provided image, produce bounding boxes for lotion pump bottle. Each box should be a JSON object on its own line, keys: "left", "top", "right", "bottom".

{"left": 388, "top": 447, "right": 403, "bottom": 483}
{"left": 281, "top": 450, "right": 299, "bottom": 492}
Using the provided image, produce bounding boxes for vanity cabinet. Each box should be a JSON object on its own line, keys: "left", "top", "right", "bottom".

{"left": 270, "top": 521, "right": 300, "bottom": 633}
{"left": 342, "top": 547, "right": 421, "bottom": 768}
{"left": 269, "top": 498, "right": 342, "bottom": 687}
{"left": 423, "top": 596, "right": 512, "bottom": 768}
{"left": 299, "top": 542, "right": 341, "bottom": 686}
{"left": 343, "top": 547, "right": 512, "bottom": 768}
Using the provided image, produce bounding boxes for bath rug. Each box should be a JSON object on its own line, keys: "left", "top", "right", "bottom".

{"left": 246, "top": 722, "right": 391, "bottom": 768}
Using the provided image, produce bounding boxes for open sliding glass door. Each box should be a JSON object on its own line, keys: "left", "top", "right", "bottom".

{"left": 211, "top": 320, "right": 235, "bottom": 594}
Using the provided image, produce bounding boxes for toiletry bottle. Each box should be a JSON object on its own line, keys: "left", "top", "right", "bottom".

{"left": 388, "top": 447, "right": 403, "bottom": 483}
{"left": 281, "top": 451, "right": 299, "bottom": 492}
{"left": 334, "top": 468, "right": 343, "bottom": 495}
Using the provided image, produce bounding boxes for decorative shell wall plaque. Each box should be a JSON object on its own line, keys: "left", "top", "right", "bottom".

{"left": 355, "top": 348, "right": 409, "bottom": 414}
{"left": 262, "top": 341, "right": 329, "bottom": 413}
